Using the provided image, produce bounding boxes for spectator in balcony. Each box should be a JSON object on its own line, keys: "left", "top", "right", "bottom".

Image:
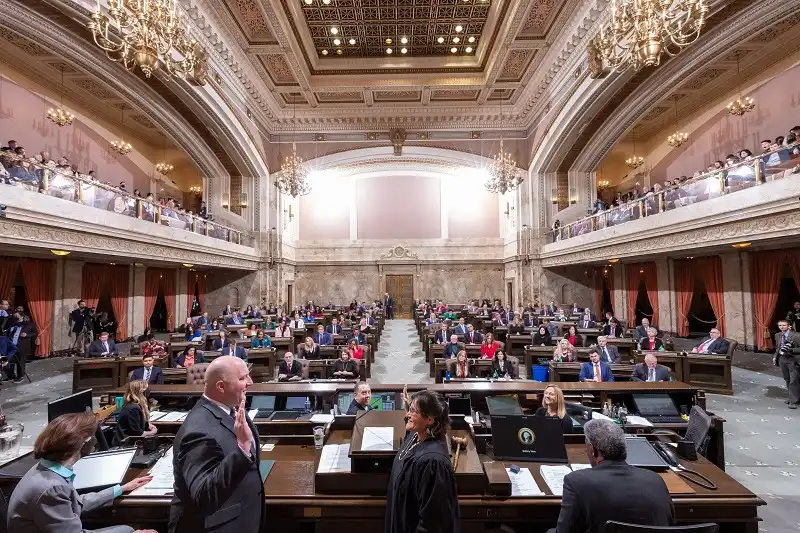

{"left": 765, "top": 140, "right": 791, "bottom": 168}
{"left": 761, "top": 139, "right": 772, "bottom": 155}
{"left": 199, "top": 201, "right": 208, "bottom": 219}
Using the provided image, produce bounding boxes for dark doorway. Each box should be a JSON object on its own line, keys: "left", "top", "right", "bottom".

{"left": 601, "top": 276, "right": 613, "bottom": 316}
{"left": 770, "top": 271, "right": 800, "bottom": 334}
{"left": 189, "top": 279, "right": 201, "bottom": 317}
{"left": 634, "top": 278, "right": 653, "bottom": 327}
{"left": 386, "top": 274, "right": 414, "bottom": 318}
{"left": 150, "top": 288, "right": 168, "bottom": 332}
{"left": 95, "top": 293, "right": 118, "bottom": 341}
{"left": 687, "top": 276, "right": 716, "bottom": 338}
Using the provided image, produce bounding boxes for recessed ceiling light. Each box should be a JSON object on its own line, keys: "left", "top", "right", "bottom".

{"left": 322, "top": 0, "right": 331, "bottom": 4}
{"left": 385, "top": 38, "right": 392, "bottom": 44}
{"left": 50, "top": 250, "right": 70, "bottom": 256}
{"left": 437, "top": 37, "right": 444, "bottom": 44}
{"left": 451, "top": 47, "right": 458, "bottom": 53}
{"left": 321, "top": 49, "right": 328, "bottom": 55}
{"left": 386, "top": 47, "right": 393, "bottom": 54}
{"left": 401, "top": 47, "right": 407, "bottom": 54}
{"left": 453, "top": 37, "right": 460, "bottom": 43}
{"left": 333, "top": 38, "right": 341, "bottom": 45}
{"left": 349, "top": 38, "right": 356, "bottom": 45}
{"left": 330, "top": 27, "right": 338, "bottom": 35}
{"left": 336, "top": 49, "right": 343, "bottom": 55}
{"left": 304, "top": 0, "right": 313, "bottom": 4}
{"left": 465, "top": 46, "right": 473, "bottom": 53}
{"left": 400, "top": 37, "right": 408, "bottom": 44}
{"left": 468, "top": 36, "right": 475, "bottom": 43}
{"left": 608, "top": 258, "right": 619, "bottom": 263}
{"left": 455, "top": 25, "right": 463, "bottom": 33}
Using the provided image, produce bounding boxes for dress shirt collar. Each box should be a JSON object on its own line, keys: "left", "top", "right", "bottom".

{"left": 40, "top": 459, "right": 75, "bottom": 482}
{"left": 203, "top": 394, "right": 236, "bottom": 416}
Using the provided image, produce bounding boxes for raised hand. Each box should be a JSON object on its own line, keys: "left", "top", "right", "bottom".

{"left": 234, "top": 397, "right": 253, "bottom": 455}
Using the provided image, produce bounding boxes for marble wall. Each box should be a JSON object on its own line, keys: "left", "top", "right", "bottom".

{"left": 535, "top": 264, "right": 597, "bottom": 309}
{"left": 294, "top": 266, "right": 381, "bottom": 305}
{"left": 205, "top": 270, "right": 262, "bottom": 314}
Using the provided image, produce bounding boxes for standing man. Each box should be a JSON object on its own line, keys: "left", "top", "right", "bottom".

{"left": 774, "top": 320, "right": 800, "bottom": 409}
{"left": 169, "top": 356, "right": 262, "bottom": 533}
{"left": 786, "top": 302, "right": 800, "bottom": 332}
{"left": 69, "top": 300, "right": 92, "bottom": 355}
{"left": 384, "top": 292, "right": 394, "bottom": 320}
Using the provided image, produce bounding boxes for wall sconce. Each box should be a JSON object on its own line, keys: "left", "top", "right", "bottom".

{"left": 240, "top": 192, "right": 248, "bottom": 209}
{"left": 221, "top": 193, "right": 230, "bottom": 209}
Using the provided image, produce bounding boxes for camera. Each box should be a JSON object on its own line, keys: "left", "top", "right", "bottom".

{"left": 779, "top": 341, "right": 794, "bottom": 357}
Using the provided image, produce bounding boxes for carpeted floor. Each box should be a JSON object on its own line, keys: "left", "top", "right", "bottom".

{"left": 2, "top": 327, "right": 798, "bottom": 532}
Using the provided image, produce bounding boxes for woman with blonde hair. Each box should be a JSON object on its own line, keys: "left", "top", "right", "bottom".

{"left": 112, "top": 380, "right": 157, "bottom": 446}
{"left": 553, "top": 338, "right": 577, "bottom": 362}
{"left": 453, "top": 350, "right": 471, "bottom": 379}
{"left": 535, "top": 384, "right": 573, "bottom": 433}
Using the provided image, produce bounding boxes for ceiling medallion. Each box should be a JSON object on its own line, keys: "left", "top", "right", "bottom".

{"left": 88, "top": 0, "right": 208, "bottom": 84}
{"left": 590, "top": 0, "right": 709, "bottom": 73}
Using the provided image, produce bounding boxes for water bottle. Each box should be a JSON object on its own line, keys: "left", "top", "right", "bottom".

{"left": 305, "top": 396, "right": 311, "bottom": 413}
{"left": 445, "top": 370, "right": 451, "bottom": 382}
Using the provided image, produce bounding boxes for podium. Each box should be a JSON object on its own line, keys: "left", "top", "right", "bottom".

{"left": 350, "top": 410, "right": 407, "bottom": 473}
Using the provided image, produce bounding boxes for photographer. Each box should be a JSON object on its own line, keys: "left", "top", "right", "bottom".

{"left": 786, "top": 301, "right": 800, "bottom": 332}
{"left": 68, "top": 300, "right": 93, "bottom": 355}
{"left": 774, "top": 320, "right": 800, "bottom": 409}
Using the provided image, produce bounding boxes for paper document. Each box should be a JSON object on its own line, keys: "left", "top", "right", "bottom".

{"left": 540, "top": 465, "right": 573, "bottom": 496}
{"left": 159, "top": 412, "right": 187, "bottom": 422}
{"left": 149, "top": 411, "right": 167, "bottom": 422}
{"left": 570, "top": 464, "right": 591, "bottom": 471}
{"left": 505, "top": 467, "right": 543, "bottom": 496}
{"left": 310, "top": 413, "right": 335, "bottom": 424}
{"left": 624, "top": 415, "right": 654, "bottom": 427}
{"left": 464, "top": 416, "right": 475, "bottom": 425}
{"left": 318, "top": 444, "right": 351, "bottom": 473}
{"left": 361, "top": 427, "right": 394, "bottom": 451}
{"left": 591, "top": 411, "right": 612, "bottom": 421}
{"left": 131, "top": 447, "right": 174, "bottom": 496}
{"left": 247, "top": 409, "right": 258, "bottom": 421}
{"left": 261, "top": 443, "right": 276, "bottom": 452}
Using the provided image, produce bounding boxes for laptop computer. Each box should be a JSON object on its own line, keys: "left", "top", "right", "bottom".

{"left": 448, "top": 397, "right": 472, "bottom": 417}
{"left": 491, "top": 414, "right": 568, "bottom": 463}
{"left": 270, "top": 395, "right": 307, "bottom": 421}
{"left": 486, "top": 395, "right": 524, "bottom": 416}
{"left": 632, "top": 394, "right": 683, "bottom": 423}
{"left": 251, "top": 395, "right": 276, "bottom": 419}
{"left": 624, "top": 436, "right": 670, "bottom": 470}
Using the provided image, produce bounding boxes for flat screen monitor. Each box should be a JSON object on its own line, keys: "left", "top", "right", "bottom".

{"left": 251, "top": 395, "right": 276, "bottom": 411}
{"left": 486, "top": 395, "right": 523, "bottom": 416}
{"left": 48, "top": 389, "right": 93, "bottom": 422}
{"left": 285, "top": 396, "right": 307, "bottom": 411}
{"left": 632, "top": 394, "right": 680, "bottom": 417}
{"left": 72, "top": 449, "right": 136, "bottom": 491}
{"left": 448, "top": 397, "right": 472, "bottom": 417}
{"left": 491, "top": 414, "right": 568, "bottom": 463}
{"left": 369, "top": 393, "right": 396, "bottom": 411}
{"left": 337, "top": 392, "right": 354, "bottom": 414}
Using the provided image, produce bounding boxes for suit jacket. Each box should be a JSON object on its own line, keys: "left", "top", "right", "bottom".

{"left": 278, "top": 360, "right": 303, "bottom": 380}
{"left": 596, "top": 345, "right": 620, "bottom": 364}
{"left": 349, "top": 333, "right": 366, "bottom": 345}
{"left": 695, "top": 337, "right": 730, "bottom": 355}
{"left": 131, "top": 365, "right": 164, "bottom": 384}
{"left": 326, "top": 324, "right": 342, "bottom": 335}
{"left": 221, "top": 346, "right": 248, "bottom": 360}
{"left": 555, "top": 460, "right": 674, "bottom": 533}
{"left": 87, "top": 339, "right": 118, "bottom": 357}
{"left": 464, "top": 331, "right": 483, "bottom": 345}
{"left": 299, "top": 344, "right": 321, "bottom": 360}
{"left": 169, "top": 397, "right": 263, "bottom": 533}
{"left": 774, "top": 330, "right": 800, "bottom": 355}
{"left": 601, "top": 324, "right": 624, "bottom": 338}
{"left": 314, "top": 332, "right": 333, "bottom": 346}
{"left": 634, "top": 325, "right": 658, "bottom": 340}
{"left": 631, "top": 363, "right": 672, "bottom": 382}
{"left": 333, "top": 359, "right": 359, "bottom": 379}
{"left": 578, "top": 361, "right": 615, "bottom": 382}
{"left": 508, "top": 324, "right": 526, "bottom": 335}
{"left": 8, "top": 463, "right": 129, "bottom": 533}
{"left": 638, "top": 337, "right": 665, "bottom": 351}
{"left": 577, "top": 319, "right": 597, "bottom": 329}
{"left": 225, "top": 316, "right": 244, "bottom": 325}
{"left": 434, "top": 329, "right": 451, "bottom": 344}
{"left": 453, "top": 324, "right": 469, "bottom": 335}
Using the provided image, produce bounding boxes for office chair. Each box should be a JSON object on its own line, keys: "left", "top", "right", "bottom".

{"left": 605, "top": 521, "right": 718, "bottom": 533}
{"left": 652, "top": 405, "right": 713, "bottom": 456}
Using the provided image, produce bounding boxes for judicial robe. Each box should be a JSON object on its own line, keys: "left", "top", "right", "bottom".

{"left": 385, "top": 434, "right": 460, "bottom": 533}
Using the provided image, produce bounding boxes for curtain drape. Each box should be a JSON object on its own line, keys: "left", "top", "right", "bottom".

{"left": 109, "top": 266, "right": 128, "bottom": 340}
{"left": 625, "top": 264, "right": 640, "bottom": 328}
{"left": 750, "top": 252, "right": 782, "bottom": 351}
{"left": 0, "top": 258, "right": 19, "bottom": 302}
{"left": 642, "top": 262, "right": 659, "bottom": 328}
{"left": 197, "top": 273, "right": 206, "bottom": 316}
{"left": 675, "top": 261, "right": 694, "bottom": 337}
{"left": 162, "top": 270, "right": 175, "bottom": 332}
{"left": 81, "top": 263, "right": 108, "bottom": 311}
{"left": 787, "top": 250, "right": 800, "bottom": 295}
{"left": 186, "top": 271, "right": 207, "bottom": 317}
{"left": 20, "top": 259, "right": 54, "bottom": 357}
{"left": 700, "top": 256, "right": 726, "bottom": 336}
{"left": 144, "top": 269, "right": 161, "bottom": 330}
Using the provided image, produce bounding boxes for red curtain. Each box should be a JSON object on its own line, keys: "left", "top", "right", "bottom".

{"left": 787, "top": 250, "right": 800, "bottom": 294}
{"left": 81, "top": 264, "right": 108, "bottom": 311}
{"left": 162, "top": 270, "right": 176, "bottom": 332}
{"left": 675, "top": 261, "right": 694, "bottom": 337}
{"left": 625, "top": 264, "right": 640, "bottom": 328}
{"left": 594, "top": 268, "right": 604, "bottom": 317}
{"left": 197, "top": 273, "right": 206, "bottom": 316}
{"left": 186, "top": 271, "right": 207, "bottom": 317}
{"left": 20, "top": 259, "right": 54, "bottom": 357}
{"left": 699, "top": 257, "right": 726, "bottom": 337}
{"left": 109, "top": 266, "right": 128, "bottom": 340}
{"left": 0, "top": 259, "right": 18, "bottom": 302}
{"left": 642, "top": 262, "right": 659, "bottom": 328}
{"left": 750, "top": 252, "right": 782, "bottom": 351}
{"left": 144, "top": 269, "right": 161, "bottom": 330}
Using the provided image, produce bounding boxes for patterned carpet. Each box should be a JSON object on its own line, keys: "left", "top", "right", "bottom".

{"left": 2, "top": 324, "right": 798, "bottom": 532}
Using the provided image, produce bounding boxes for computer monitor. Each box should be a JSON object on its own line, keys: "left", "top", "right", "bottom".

{"left": 491, "top": 414, "right": 568, "bottom": 463}
{"left": 448, "top": 397, "right": 472, "bottom": 417}
{"left": 486, "top": 395, "right": 523, "bottom": 416}
{"left": 337, "top": 392, "right": 354, "bottom": 414}
{"left": 368, "top": 393, "right": 396, "bottom": 411}
{"left": 48, "top": 389, "right": 93, "bottom": 422}
{"left": 251, "top": 395, "right": 276, "bottom": 411}
{"left": 285, "top": 396, "right": 307, "bottom": 411}
{"left": 632, "top": 394, "right": 680, "bottom": 417}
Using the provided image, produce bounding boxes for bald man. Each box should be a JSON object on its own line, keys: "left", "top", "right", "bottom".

{"left": 169, "top": 356, "right": 263, "bottom": 533}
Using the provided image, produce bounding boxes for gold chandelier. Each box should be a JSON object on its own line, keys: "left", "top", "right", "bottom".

{"left": 626, "top": 129, "right": 644, "bottom": 169}
{"left": 275, "top": 101, "right": 311, "bottom": 197}
{"left": 47, "top": 66, "right": 74, "bottom": 127}
{"left": 155, "top": 134, "right": 173, "bottom": 175}
{"left": 590, "top": 0, "right": 709, "bottom": 73}
{"left": 666, "top": 98, "right": 688, "bottom": 148}
{"left": 727, "top": 57, "right": 755, "bottom": 117}
{"left": 110, "top": 106, "right": 133, "bottom": 156}
{"left": 485, "top": 105, "right": 524, "bottom": 194}
{"left": 88, "top": 0, "right": 208, "bottom": 83}
{"left": 189, "top": 185, "right": 202, "bottom": 194}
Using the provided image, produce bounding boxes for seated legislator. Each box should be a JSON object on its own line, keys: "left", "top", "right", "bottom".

{"left": 298, "top": 337, "right": 320, "bottom": 360}
{"left": 535, "top": 384, "right": 573, "bottom": 434}
{"left": 346, "top": 381, "right": 371, "bottom": 414}
{"left": 314, "top": 324, "right": 333, "bottom": 346}
{"left": 195, "top": 312, "right": 210, "bottom": 328}
{"left": 174, "top": 346, "right": 205, "bottom": 368}
{"left": 551, "top": 419, "right": 674, "bottom": 533}
{"left": 578, "top": 311, "right": 596, "bottom": 329}
{"left": 87, "top": 331, "right": 118, "bottom": 358}
{"left": 532, "top": 325, "right": 552, "bottom": 346}
{"left": 278, "top": 352, "right": 303, "bottom": 381}
{"left": 544, "top": 318, "right": 559, "bottom": 338}
{"left": 185, "top": 324, "right": 202, "bottom": 342}
{"left": 251, "top": 329, "right": 272, "bottom": 348}
{"left": 631, "top": 354, "right": 672, "bottom": 382}
{"left": 444, "top": 335, "right": 461, "bottom": 358}
{"left": 206, "top": 319, "right": 221, "bottom": 332}
{"left": 464, "top": 324, "right": 483, "bottom": 345}
{"left": 212, "top": 330, "right": 230, "bottom": 351}
{"left": 221, "top": 304, "right": 233, "bottom": 317}
{"left": 349, "top": 327, "right": 366, "bottom": 345}
{"left": 453, "top": 350, "right": 472, "bottom": 379}
{"left": 508, "top": 316, "right": 526, "bottom": 335}
{"left": 553, "top": 339, "right": 577, "bottom": 362}
{"left": 140, "top": 337, "right": 166, "bottom": 358}
{"left": 348, "top": 339, "right": 365, "bottom": 360}
{"left": 332, "top": 349, "right": 359, "bottom": 379}
{"left": 601, "top": 318, "right": 624, "bottom": 338}
{"left": 637, "top": 327, "right": 665, "bottom": 351}
{"left": 453, "top": 317, "right": 469, "bottom": 336}
{"left": 274, "top": 319, "right": 292, "bottom": 338}
{"left": 130, "top": 354, "right": 164, "bottom": 384}
{"left": 137, "top": 327, "right": 155, "bottom": 344}
{"left": 563, "top": 325, "right": 583, "bottom": 347}
{"left": 289, "top": 312, "right": 305, "bottom": 330}
{"left": 221, "top": 338, "right": 247, "bottom": 360}
{"left": 7, "top": 412, "right": 154, "bottom": 533}
{"left": 491, "top": 350, "right": 515, "bottom": 379}
{"left": 327, "top": 317, "right": 343, "bottom": 335}
{"left": 480, "top": 333, "right": 500, "bottom": 359}
{"left": 225, "top": 311, "right": 244, "bottom": 325}
{"left": 578, "top": 348, "right": 615, "bottom": 382}
{"left": 596, "top": 336, "right": 620, "bottom": 364}
{"left": 634, "top": 318, "right": 654, "bottom": 341}
{"left": 112, "top": 380, "right": 158, "bottom": 446}
{"left": 692, "top": 328, "right": 730, "bottom": 354}
{"left": 434, "top": 323, "right": 450, "bottom": 344}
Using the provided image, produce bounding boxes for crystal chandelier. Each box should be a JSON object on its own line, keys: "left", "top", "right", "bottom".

{"left": 485, "top": 105, "right": 523, "bottom": 194}
{"left": 626, "top": 129, "right": 644, "bottom": 169}
{"left": 590, "top": 0, "right": 709, "bottom": 74}
{"left": 47, "top": 66, "right": 74, "bottom": 127}
{"left": 88, "top": 0, "right": 208, "bottom": 83}
{"left": 155, "top": 134, "right": 173, "bottom": 175}
{"left": 727, "top": 57, "right": 755, "bottom": 117}
{"left": 275, "top": 101, "right": 311, "bottom": 197}
{"left": 110, "top": 106, "right": 133, "bottom": 156}
{"left": 666, "top": 98, "right": 688, "bottom": 148}
{"left": 189, "top": 185, "right": 202, "bottom": 194}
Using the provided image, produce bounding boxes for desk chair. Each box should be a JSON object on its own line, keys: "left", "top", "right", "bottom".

{"left": 653, "top": 405, "right": 713, "bottom": 455}
{"left": 186, "top": 363, "right": 210, "bottom": 385}
{"left": 605, "top": 521, "right": 718, "bottom": 533}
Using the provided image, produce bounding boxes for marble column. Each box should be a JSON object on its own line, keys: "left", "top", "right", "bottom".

{"left": 612, "top": 265, "right": 625, "bottom": 322}
{"left": 126, "top": 264, "right": 135, "bottom": 340}
{"left": 719, "top": 251, "right": 750, "bottom": 346}
{"left": 131, "top": 265, "right": 146, "bottom": 338}
{"left": 175, "top": 268, "right": 188, "bottom": 323}
{"left": 655, "top": 257, "right": 675, "bottom": 334}
{"left": 52, "top": 259, "right": 84, "bottom": 351}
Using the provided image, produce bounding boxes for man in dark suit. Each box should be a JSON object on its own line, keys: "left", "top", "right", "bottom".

{"left": 326, "top": 318, "right": 343, "bottom": 335}
{"left": 433, "top": 323, "right": 450, "bottom": 344}
{"left": 443, "top": 335, "right": 461, "bottom": 359}
{"left": 631, "top": 354, "right": 672, "bottom": 382}
{"left": 578, "top": 349, "right": 614, "bottom": 382}
{"left": 596, "top": 336, "right": 620, "bottom": 364}
{"left": 169, "top": 356, "right": 262, "bottom": 533}
{"left": 87, "top": 331, "right": 119, "bottom": 357}
{"left": 601, "top": 318, "right": 624, "bottom": 338}
{"left": 578, "top": 311, "right": 596, "bottom": 329}
{"left": 774, "top": 320, "right": 800, "bottom": 409}
{"left": 634, "top": 318, "right": 655, "bottom": 341}
{"left": 692, "top": 328, "right": 729, "bottom": 355}
{"left": 314, "top": 324, "right": 333, "bottom": 346}
{"left": 384, "top": 293, "right": 394, "bottom": 319}
{"left": 349, "top": 327, "right": 366, "bottom": 345}
{"left": 225, "top": 311, "right": 244, "bottom": 325}
{"left": 464, "top": 324, "right": 483, "bottom": 345}
{"left": 130, "top": 354, "right": 164, "bottom": 384}
{"left": 551, "top": 419, "right": 674, "bottom": 533}
{"left": 453, "top": 317, "right": 469, "bottom": 336}
{"left": 277, "top": 351, "right": 303, "bottom": 381}
{"left": 221, "top": 338, "right": 248, "bottom": 361}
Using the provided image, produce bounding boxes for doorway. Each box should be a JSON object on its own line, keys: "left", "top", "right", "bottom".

{"left": 286, "top": 284, "right": 293, "bottom": 312}
{"left": 506, "top": 282, "right": 514, "bottom": 309}
{"left": 386, "top": 275, "right": 414, "bottom": 318}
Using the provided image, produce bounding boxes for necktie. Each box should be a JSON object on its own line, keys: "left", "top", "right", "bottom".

{"left": 699, "top": 339, "right": 711, "bottom": 353}
{"left": 144, "top": 368, "right": 150, "bottom": 382}
{"left": 595, "top": 363, "right": 602, "bottom": 382}
{"left": 603, "top": 347, "right": 609, "bottom": 361}
{"left": 229, "top": 407, "right": 236, "bottom": 419}
{"left": 648, "top": 368, "right": 655, "bottom": 382}
{"left": 610, "top": 326, "right": 615, "bottom": 336}
{"left": 103, "top": 341, "right": 108, "bottom": 353}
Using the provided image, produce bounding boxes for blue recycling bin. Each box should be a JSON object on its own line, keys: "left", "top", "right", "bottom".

{"left": 531, "top": 365, "right": 549, "bottom": 382}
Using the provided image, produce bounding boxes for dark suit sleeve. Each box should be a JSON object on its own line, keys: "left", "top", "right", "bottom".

{"left": 611, "top": 348, "right": 621, "bottom": 364}
{"left": 175, "top": 430, "right": 255, "bottom": 512}
{"left": 606, "top": 366, "right": 615, "bottom": 382}
{"left": 578, "top": 364, "right": 590, "bottom": 381}
{"left": 155, "top": 368, "right": 164, "bottom": 384}
{"left": 87, "top": 342, "right": 102, "bottom": 357}
{"left": 555, "top": 473, "right": 584, "bottom": 533}
{"left": 713, "top": 339, "right": 730, "bottom": 354}
{"left": 631, "top": 365, "right": 644, "bottom": 382}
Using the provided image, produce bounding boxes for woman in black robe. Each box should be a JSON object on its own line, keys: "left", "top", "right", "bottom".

{"left": 385, "top": 389, "right": 459, "bottom": 533}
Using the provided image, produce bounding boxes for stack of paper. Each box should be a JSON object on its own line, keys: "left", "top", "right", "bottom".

{"left": 625, "top": 415, "right": 654, "bottom": 427}
{"left": 310, "top": 413, "right": 334, "bottom": 424}
{"left": 540, "top": 465, "right": 573, "bottom": 496}
{"left": 318, "top": 444, "right": 351, "bottom": 473}
{"left": 148, "top": 411, "right": 167, "bottom": 422}
{"left": 505, "top": 467, "right": 543, "bottom": 496}
{"left": 361, "top": 427, "right": 393, "bottom": 451}
{"left": 131, "top": 448, "right": 174, "bottom": 497}
{"left": 159, "top": 412, "right": 188, "bottom": 422}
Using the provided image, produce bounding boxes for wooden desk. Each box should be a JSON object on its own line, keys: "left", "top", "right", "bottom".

{"left": 433, "top": 358, "right": 499, "bottom": 382}
{"left": 683, "top": 354, "right": 733, "bottom": 395}
{"left": 635, "top": 351, "right": 685, "bottom": 382}
{"left": 167, "top": 341, "right": 202, "bottom": 362}
{"left": 523, "top": 346, "right": 592, "bottom": 377}
{"left": 506, "top": 334, "right": 530, "bottom": 357}
{"left": 248, "top": 348, "right": 278, "bottom": 381}
{"left": 549, "top": 361, "right": 636, "bottom": 382}
{"left": 605, "top": 337, "right": 638, "bottom": 360}
{"left": 72, "top": 358, "right": 120, "bottom": 393}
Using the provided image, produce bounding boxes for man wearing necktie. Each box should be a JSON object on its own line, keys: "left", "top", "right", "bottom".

{"left": 455, "top": 318, "right": 468, "bottom": 335}
{"left": 327, "top": 319, "right": 341, "bottom": 335}
{"left": 631, "top": 354, "right": 670, "bottom": 382}
{"left": 315, "top": 324, "right": 332, "bottom": 346}
{"left": 88, "top": 331, "right": 118, "bottom": 357}
{"left": 465, "top": 324, "right": 482, "bottom": 345}
{"left": 131, "top": 354, "right": 164, "bottom": 384}
{"left": 692, "top": 328, "right": 729, "bottom": 355}
{"left": 774, "top": 320, "right": 800, "bottom": 409}
{"left": 579, "top": 349, "right": 614, "bottom": 382}
{"left": 596, "top": 336, "right": 620, "bottom": 364}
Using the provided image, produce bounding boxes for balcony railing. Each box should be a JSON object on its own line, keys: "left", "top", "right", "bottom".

{"left": 550, "top": 144, "right": 800, "bottom": 242}
{"left": 0, "top": 156, "right": 253, "bottom": 247}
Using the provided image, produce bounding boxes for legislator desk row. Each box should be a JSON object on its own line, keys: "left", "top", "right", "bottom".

{"left": 0, "top": 407, "right": 755, "bottom": 533}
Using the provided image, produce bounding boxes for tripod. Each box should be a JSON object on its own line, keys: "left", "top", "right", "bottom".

{"left": 71, "top": 323, "right": 93, "bottom": 357}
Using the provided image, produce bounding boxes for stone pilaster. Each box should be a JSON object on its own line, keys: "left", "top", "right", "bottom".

{"left": 52, "top": 259, "right": 84, "bottom": 351}
{"left": 131, "top": 265, "right": 146, "bottom": 337}
{"left": 612, "top": 265, "right": 624, "bottom": 321}
{"left": 720, "top": 251, "right": 749, "bottom": 346}
{"left": 175, "top": 268, "right": 188, "bottom": 323}
{"left": 655, "top": 257, "right": 675, "bottom": 334}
